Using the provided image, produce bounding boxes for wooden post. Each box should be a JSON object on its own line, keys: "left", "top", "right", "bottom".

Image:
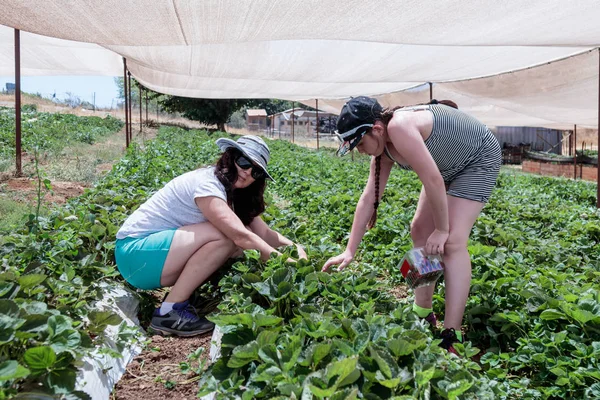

{"left": 597, "top": 48, "right": 600, "bottom": 207}
{"left": 14, "top": 29, "right": 22, "bottom": 176}
{"left": 139, "top": 85, "right": 142, "bottom": 133}
{"left": 316, "top": 99, "right": 320, "bottom": 150}
{"left": 574, "top": 124, "right": 577, "bottom": 179}
{"left": 145, "top": 90, "right": 148, "bottom": 125}
{"left": 123, "top": 58, "right": 129, "bottom": 147}
{"left": 128, "top": 71, "right": 132, "bottom": 143}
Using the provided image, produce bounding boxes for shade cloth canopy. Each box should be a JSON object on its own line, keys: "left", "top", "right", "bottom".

{"left": 0, "top": 1, "right": 599, "bottom": 127}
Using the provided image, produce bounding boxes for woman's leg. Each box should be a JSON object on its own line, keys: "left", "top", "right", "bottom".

{"left": 410, "top": 187, "right": 437, "bottom": 309}
{"left": 442, "top": 195, "right": 484, "bottom": 330}
{"left": 160, "top": 222, "right": 238, "bottom": 303}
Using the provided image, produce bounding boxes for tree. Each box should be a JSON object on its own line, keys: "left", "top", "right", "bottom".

{"left": 114, "top": 77, "right": 140, "bottom": 106}
{"left": 159, "top": 97, "right": 249, "bottom": 132}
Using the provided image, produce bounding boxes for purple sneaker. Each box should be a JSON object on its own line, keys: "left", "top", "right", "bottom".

{"left": 440, "top": 328, "right": 462, "bottom": 355}
{"left": 150, "top": 300, "right": 214, "bottom": 337}
{"left": 424, "top": 312, "right": 438, "bottom": 328}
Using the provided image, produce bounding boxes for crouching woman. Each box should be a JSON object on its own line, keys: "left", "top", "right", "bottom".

{"left": 115, "top": 135, "right": 306, "bottom": 336}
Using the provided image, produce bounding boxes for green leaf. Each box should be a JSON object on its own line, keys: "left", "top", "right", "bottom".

{"left": 47, "top": 367, "right": 77, "bottom": 393}
{"left": 88, "top": 310, "right": 122, "bottom": 330}
{"left": 18, "top": 274, "right": 47, "bottom": 289}
{"left": 209, "top": 313, "right": 254, "bottom": 328}
{"left": 227, "top": 340, "right": 259, "bottom": 368}
{"left": 272, "top": 268, "right": 290, "bottom": 286}
{"left": 21, "top": 314, "right": 49, "bottom": 333}
{"left": 241, "top": 273, "right": 262, "bottom": 284}
{"left": 540, "top": 309, "right": 566, "bottom": 320}
{"left": 330, "top": 387, "right": 359, "bottom": 400}
{"left": 369, "top": 345, "right": 400, "bottom": 380}
{"left": 570, "top": 309, "right": 596, "bottom": 324}
{"left": 256, "top": 330, "right": 279, "bottom": 348}
{"left": 254, "top": 314, "right": 283, "bottom": 327}
{"left": 253, "top": 364, "right": 283, "bottom": 382}
{"left": 312, "top": 342, "right": 332, "bottom": 366}
{"left": 91, "top": 223, "right": 106, "bottom": 238}
{"left": 281, "top": 337, "right": 302, "bottom": 372}
{"left": 0, "top": 360, "right": 30, "bottom": 381}
{"left": 550, "top": 367, "right": 567, "bottom": 377}
{"left": 415, "top": 364, "right": 436, "bottom": 386}
{"left": 24, "top": 346, "right": 56, "bottom": 372}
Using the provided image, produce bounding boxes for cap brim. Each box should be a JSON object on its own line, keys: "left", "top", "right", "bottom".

{"left": 216, "top": 138, "right": 275, "bottom": 182}
{"left": 335, "top": 126, "right": 370, "bottom": 157}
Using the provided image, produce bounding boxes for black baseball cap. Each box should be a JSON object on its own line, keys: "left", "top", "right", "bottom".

{"left": 335, "top": 96, "right": 383, "bottom": 156}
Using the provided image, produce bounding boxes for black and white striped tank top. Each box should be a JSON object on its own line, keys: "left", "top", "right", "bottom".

{"left": 384, "top": 104, "right": 498, "bottom": 182}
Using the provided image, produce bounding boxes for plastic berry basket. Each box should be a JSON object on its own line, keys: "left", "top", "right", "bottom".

{"left": 398, "top": 247, "right": 445, "bottom": 289}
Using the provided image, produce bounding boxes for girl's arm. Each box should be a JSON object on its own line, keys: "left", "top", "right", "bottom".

{"left": 322, "top": 155, "right": 394, "bottom": 271}
{"left": 196, "top": 196, "right": 283, "bottom": 261}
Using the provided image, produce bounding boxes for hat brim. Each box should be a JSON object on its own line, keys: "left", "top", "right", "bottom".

{"left": 216, "top": 138, "right": 275, "bottom": 182}
{"left": 335, "top": 125, "right": 371, "bottom": 156}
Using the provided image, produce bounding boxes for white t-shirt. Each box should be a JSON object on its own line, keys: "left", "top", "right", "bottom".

{"left": 116, "top": 166, "right": 227, "bottom": 239}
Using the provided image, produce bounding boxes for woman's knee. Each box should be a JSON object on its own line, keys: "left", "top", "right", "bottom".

{"left": 444, "top": 233, "right": 469, "bottom": 255}
{"left": 410, "top": 220, "right": 431, "bottom": 244}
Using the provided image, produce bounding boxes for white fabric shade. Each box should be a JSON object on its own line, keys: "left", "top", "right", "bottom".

{"left": 0, "top": 1, "right": 598, "bottom": 128}
{"left": 0, "top": 25, "right": 122, "bottom": 76}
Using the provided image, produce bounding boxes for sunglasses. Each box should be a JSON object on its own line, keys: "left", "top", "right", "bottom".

{"left": 335, "top": 125, "right": 371, "bottom": 156}
{"left": 235, "top": 155, "right": 265, "bottom": 180}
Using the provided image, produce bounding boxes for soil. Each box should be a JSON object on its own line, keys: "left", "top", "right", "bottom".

{"left": 388, "top": 284, "right": 408, "bottom": 300}
{"left": 0, "top": 175, "right": 88, "bottom": 204}
{"left": 113, "top": 333, "right": 213, "bottom": 400}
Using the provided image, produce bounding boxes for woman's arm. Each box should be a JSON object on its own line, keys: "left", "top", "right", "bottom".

{"left": 195, "top": 196, "right": 282, "bottom": 261}
{"left": 248, "top": 217, "right": 307, "bottom": 259}
{"left": 346, "top": 155, "right": 394, "bottom": 256}
{"left": 387, "top": 113, "right": 449, "bottom": 252}
{"left": 322, "top": 155, "right": 394, "bottom": 271}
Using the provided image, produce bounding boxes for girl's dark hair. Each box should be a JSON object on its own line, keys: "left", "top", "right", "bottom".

{"left": 366, "top": 99, "right": 458, "bottom": 229}
{"left": 214, "top": 148, "right": 266, "bottom": 225}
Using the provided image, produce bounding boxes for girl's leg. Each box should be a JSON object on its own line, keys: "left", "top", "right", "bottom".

{"left": 442, "top": 195, "right": 484, "bottom": 330}
{"left": 410, "top": 187, "right": 437, "bottom": 309}
{"left": 160, "top": 222, "right": 238, "bottom": 303}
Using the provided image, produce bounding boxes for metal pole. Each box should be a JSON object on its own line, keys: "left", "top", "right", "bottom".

{"left": 597, "top": 48, "right": 600, "bottom": 207}
{"left": 139, "top": 85, "right": 142, "bottom": 133}
{"left": 429, "top": 82, "right": 433, "bottom": 101}
{"left": 316, "top": 99, "right": 320, "bottom": 150}
{"left": 123, "top": 58, "right": 129, "bottom": 147}
{"left": 128, "top": 71, "right": 132, "bottom": 143}
{"left": 14, "top": 29, "right": 22, "bottom": 176}
{"left": 291, "top": 103, "right": 295, "bottom": 143}
{"left": 569, "top": 128, "right": 573, "bottom": 155}
{"left": 145, "top": 90, "right": 148, "bottom": 125}
{"left": 574, "top": 124, "right": 577, "bottom": 180}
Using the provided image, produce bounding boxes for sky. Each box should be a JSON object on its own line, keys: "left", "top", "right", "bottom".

{"left": 0, "top": 75, "right": 120, "bottom": 108}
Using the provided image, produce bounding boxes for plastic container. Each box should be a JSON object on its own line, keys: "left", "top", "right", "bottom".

{"left": 398, "top": 247, "right": 445, "bottom": 289}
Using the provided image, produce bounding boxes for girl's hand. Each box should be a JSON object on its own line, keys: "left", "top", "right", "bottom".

{"left": 425, "top": 229, "right": 449, "bottom": 255}
{"left": 296, "top": 244, "right": 308, "bottom": 260}
{"left": 322, "top": 250, "right": 354, "bottom": 272}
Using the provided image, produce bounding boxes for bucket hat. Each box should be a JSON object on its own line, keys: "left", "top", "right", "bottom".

{"left": 216, "top": 135, "right": 274, "bottom": 181}
{"left": 336, "top": 96, "right": 383, "bottom": 156}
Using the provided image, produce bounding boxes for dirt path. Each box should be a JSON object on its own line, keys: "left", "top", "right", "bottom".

{"left": 113, "top": 333, "right": 212, "bottom": 400}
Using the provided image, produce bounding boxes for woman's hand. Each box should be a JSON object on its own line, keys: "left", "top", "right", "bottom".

{"left": 425, "top": 229, "right": 449, "bottom": 255}
{"left": 322, "top": 250, "right": 354, "bottom": 272}
{"left": 295, "top": 244, "right": 308, "bottom": 260}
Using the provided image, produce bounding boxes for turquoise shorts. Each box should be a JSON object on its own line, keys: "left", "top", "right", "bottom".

{"left": 115, "top": 229, "right": 177, "bottom": 290}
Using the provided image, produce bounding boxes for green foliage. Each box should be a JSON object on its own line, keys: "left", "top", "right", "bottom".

{"left": 0, "top": 107, "right": 123, "bottom": 158}
{"left": 158, "top": 97, "right": 248, "bottom": 131}
{"left": 1, "top": 123, "right": 599, "bottom": 398}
